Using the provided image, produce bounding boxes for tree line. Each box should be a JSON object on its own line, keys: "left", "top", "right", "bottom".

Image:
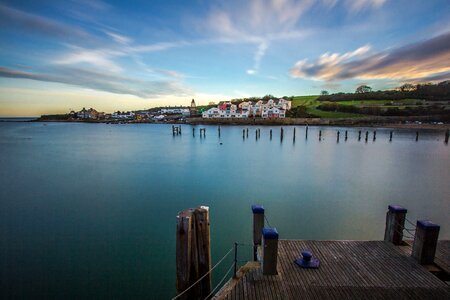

{"left": 319, "top": 80, "right": 450, "bottom": 102}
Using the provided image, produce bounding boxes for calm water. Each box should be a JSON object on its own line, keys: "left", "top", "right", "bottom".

{"left": 1, "top": 122, "right": 449, "bottom": 299}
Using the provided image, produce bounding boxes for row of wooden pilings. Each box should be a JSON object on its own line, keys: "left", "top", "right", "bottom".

{"left": 177, "top": 126, "right": 450, "bottom": 144}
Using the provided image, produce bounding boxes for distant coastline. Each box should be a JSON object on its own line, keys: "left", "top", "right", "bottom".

{"left": 29, "top": 116, "right": 450, "bottom": 130}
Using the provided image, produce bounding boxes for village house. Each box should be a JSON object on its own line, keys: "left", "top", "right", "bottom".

{"left": 76, "top": 107, "right": 101, "bottom": 119}
{"left": 112, "top": 111, "right": 135, "bottom": 119}
{"left": 160, "top": 107, "right": 190, "bottom": 116}
{"left": 202, "top": 98, "right": 291, "bottom": 119}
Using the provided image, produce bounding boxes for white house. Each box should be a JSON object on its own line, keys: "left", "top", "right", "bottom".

{"left": 112, "top": 111, "right": 135, "bottom": 119}
{"left": 160, "top": 107, "right": 190, "bottom": 116}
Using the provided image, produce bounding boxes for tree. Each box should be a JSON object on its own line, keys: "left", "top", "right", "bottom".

{"left": 355, "top": 85, "right": 372, "bottom": 93}
{"left": 399, "top": 83, "right": 416, "bottom": 92}
{"left": 321, "top": 90, "right": 329, "bottom": 95}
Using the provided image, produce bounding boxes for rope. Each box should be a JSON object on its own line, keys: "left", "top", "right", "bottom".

{"left": 203, "top": 262, "right": 235, "bottom": 300}
{"left": 264, "top": 215, "right": 272, "bottom": 228}
{"left": 171, "top": 246, "right": 234, "bottom": 300}
{"left": 405, "top": 217, "right": 417, "bottom": 228}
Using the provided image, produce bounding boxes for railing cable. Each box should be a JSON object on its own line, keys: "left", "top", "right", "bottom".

{"left": 204, "top": 262, "right": 235, "bottom": 300}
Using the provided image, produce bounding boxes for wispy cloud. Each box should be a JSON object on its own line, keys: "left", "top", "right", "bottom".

{"left": 290, "top": 31, "right": 450, "bottom": 82}
{"left": 0, "top": 3, "right": 88, "bottom": 39}
{"left": 0, "top": 66, "right": 191, "bottom": 98}
{"left": 345, "top": 0, "right": 386, "bottom": 12}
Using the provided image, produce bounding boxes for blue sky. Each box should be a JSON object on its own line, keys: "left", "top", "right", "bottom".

{"left": 0, "top": 0, "right": 449, "bottom": 116}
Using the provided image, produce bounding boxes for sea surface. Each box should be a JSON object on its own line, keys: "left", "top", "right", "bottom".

{"left": 1, "top": 122, "right": 449, "bottom": 299}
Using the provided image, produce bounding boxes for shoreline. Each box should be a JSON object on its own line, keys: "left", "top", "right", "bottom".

{"left": 27, "top": 116, "right": 450, "bottom": 130}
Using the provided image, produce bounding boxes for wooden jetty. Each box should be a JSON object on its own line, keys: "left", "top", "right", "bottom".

{"left": 174, "top": 205, "right": 450, "bottom": 300}
{"left": 214, "top": 240, "right": 450, "bottom": 299}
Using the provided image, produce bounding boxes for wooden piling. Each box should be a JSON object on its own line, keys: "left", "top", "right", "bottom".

{"left": 262, "top": 228, "right": 279, "bottom": 275}
{"left": 384, "top": 205, "right": 407, "bottom": 245}
{"left": 176, "top": 206, "right": 211, "bottom": 299}
{"left": 358, "top": 130, "right": 361, "bottom": 141}
{"left": 416, "top": 131, "right": 419, "bottom": 141}
{"left": 280, "top": 127, "right": 284, "bottom": 141}
{"left": 337, "top": 131, "right": 340, "bottom": 142}
{"left": 365, "top": 131, "right": 368, "bottom": 142}
{"left": 390, "top": 131, "right": 393, "bottom": 142}
{"left": 293, "top": 128, "right": 296, "bottom": 142}
{"left": 252, "top": 205, "right": 265, "bottom": 261}
{"left": 319, "top": 130, "right": 322, "bottom": 141}
{"left": 270, "top": 129, "right": 272, "bottom": 140}
{"left": 243, "top": 129, "right": 245, "bottom": 139}
{"left": 373, "top": 131, "right": 376, "bottom": 141}
{"left": 412, "top": 220, "right": 440, "bottom": 265}
{"left": 345, "top": 130, "right": 348, "bottom": 141}
{"left": 218, "top": 126, "right": 221, "bottom": 138}
{"left": 305, "top": 125, "right": 308, "bottom": 139}
{"left": 445, "top": 129, "right": 449, "bottom": 144}
{"left": 179, "top": 126, "right": 182, "bottom": 134}
{"left": 246, "top": 128, "right": 248, "bottom": 138}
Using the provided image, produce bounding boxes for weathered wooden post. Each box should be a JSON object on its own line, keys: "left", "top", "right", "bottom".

{"left": 345, "top": 130, "right": 348, "bottom": 141}
{"left": 389, "top": 131, "right": 393, "bottom": 142}
{"left": 412, "top": 220, "right": 440, "bottom": 265}
{"left": 255, "top": 129, "right": 258, "bottom": 140}
{"left": 242, "top": 129, "right": 245, "bottom": 139}
{"left": 192, "top": 127, "right": 195, "bottom": 137}
{"left": 358, "top": 130, "right": 361, "bottom": 141}
{"left": 319, "top": 130, "right": 322, "bottom": 141}
{"left": 415, "top": 131, "right": 419, "bottom": 141}
{"left": 204, "top": 128, "right": 206, "bottom": 136}
{"left": 305, "top": 125, "right": 308, "bottom": 139}
{"left": 373, "top": 131, "right": 376, "bottom": 141}
{"left": 262, "top": 228, "right": 279, "bottom": 275}
{"left": 384, "top": 205, "right": 407, "bottom": 245}
{"left": 280, "top": 127, "right": 284, "bottom": 142}
{"left": 293, "top": 127, "right": 296, "bottom": 142}
{"left": 218, "top": 126, "right": 221, "bottom": 138}
{"left": 270, "top": 129, "right": 272, "bottom": 140}
{"left": 337, "top": 131, "right": 340, "bottom": 142}
{"left": 172, "top": 125, "right": 176, "bottom": 136}
{"left": 445, "top": 129, "right": 449, "bottom": 144}
{"left": 365, "top": 131, "right": 368, "bottom": 142}
{"left": 246, "top": 128, "right": 248, "bottom": 138}
{"left": 258, "top": 128, "right": 261, "bottom": 139}
{"left": 176, "top": 206, "right": 211, "bottom": 299}
{"left": 252, "top": 204, "right": 265, "bottom": 261}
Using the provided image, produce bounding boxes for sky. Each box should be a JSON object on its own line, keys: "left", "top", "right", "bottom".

{"left": 0, "top": 0, "right": 449, "bottom": 116}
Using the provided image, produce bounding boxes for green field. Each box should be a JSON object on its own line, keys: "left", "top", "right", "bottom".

{"left": 291, "top": 95, "right": 364, "bottom": 118}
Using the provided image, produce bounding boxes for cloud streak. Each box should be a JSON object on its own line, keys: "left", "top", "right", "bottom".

{"left": 290, "top": 31, "right": 450, "bottom": 82}
{"left": 0, "top": 66, "right": 190, "bottom": 98}
{"left": 0, "top": 4, "right": 88, "bottom": 39}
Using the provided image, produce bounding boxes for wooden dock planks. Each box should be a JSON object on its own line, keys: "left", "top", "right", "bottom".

{"left": 215, "top": 240, "right": 450, "bottom": 299}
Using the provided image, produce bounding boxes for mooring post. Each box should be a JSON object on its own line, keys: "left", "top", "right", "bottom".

{"left": 305, "top": 125, "right": 308, "bottom": 139}
{"left": 255, "top": 129, "right": 258, "bottom": 140}
{"left": 218, "top": 126, "right": 221, "bottom": 138}
{"left": 243, "top": 129, "right": 245, "bottom": 139}
{"left": 319, "top": 130, "right": 322, "bottom": 141}
{"left": 270, "top": 129, "right": 272, "bottom": 140}
{"left": 365, "top": 131, "right": 368, "bottom": 142}
{"left": 192, "top": 127, "right": 195, "bottom": 137}
{"left": 293, "top": 127, "right": 296, "bottom": 141}
{"left": 373, "top": 131, "right": 376, "bottom": 141}
{"left": 412, "top": 220, "right": 440, "bottom": 265}
{"left": 258, "top": 128, "right": 261, "bottom": 139}
{"left": 246, "top": 128, "right": 248, "bottom": 138}
{"left": 345, "top": 130, "right": 348, "bottom": 141}
{"left": 358, "top": 130, "right": 361, "bottom": 141}
{"left": 390, "top": 131, "right": 393, "bottom": 142}
{"left": 176, "top": 206, "right": 212, "bottom": 299}
{"left": 252, "top": 204, "right": 265, "bottom": 261}
{"left": 416, "top": 131, "right": 419, "bottom": 141}
{"left": 172, "top": 125, "right": 175, "bottom": 136}
{"left": 280, "top": 127, "right": 284, "bottom": 142}
{"left": 445, "top": 129, "right": 449, "bottom": 144}
{"left": 262, "top": 228, "right": 279, "bottom": 275}
{"left": 179, "top": 126, "right": 182, "bottom": 134}
{"left": 337, "top": 131, "right": 340, "bottom": 142}
{"left": 384, "top": 205, "right": 407, "bottom": 245}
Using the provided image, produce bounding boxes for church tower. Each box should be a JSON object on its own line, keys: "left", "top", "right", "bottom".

{"left": 190, "top": 99, "right": 197, "bottom": 116}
